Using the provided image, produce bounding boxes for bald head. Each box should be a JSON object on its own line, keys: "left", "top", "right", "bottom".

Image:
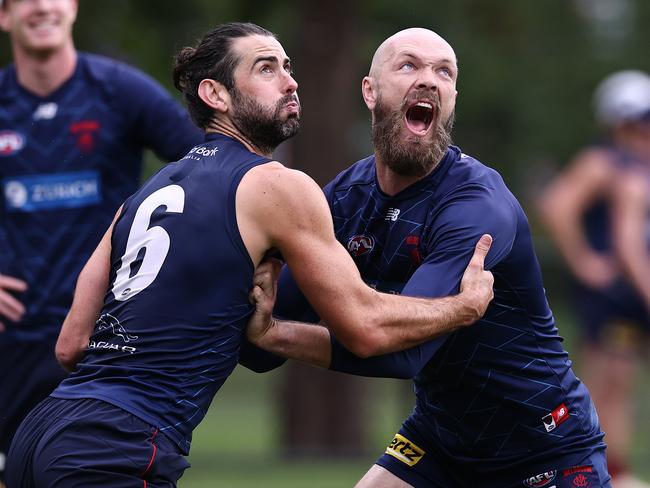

{"left": 369, "top": 28, "right": 456, "bottom": 78}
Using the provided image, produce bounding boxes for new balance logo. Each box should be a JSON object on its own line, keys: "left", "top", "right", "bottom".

{"left": 386, "top": 208, "right": 400, "bottom": 221}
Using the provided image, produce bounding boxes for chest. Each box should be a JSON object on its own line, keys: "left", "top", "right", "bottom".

{"left": 331, "top": 188, "right": 436, "bottom": 292}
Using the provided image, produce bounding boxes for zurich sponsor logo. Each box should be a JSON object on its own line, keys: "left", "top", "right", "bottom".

{"left": 3, "top": 170, "right": 102, "bottom": 212}
{"left": 0, "top": 131, "right": 25, "bottom": 156}
{"left": 347, "top": 234, "right": 375, "bottom": 257}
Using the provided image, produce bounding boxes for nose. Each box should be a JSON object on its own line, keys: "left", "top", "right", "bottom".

{"left": 415, "top": 70, "right": 437, "bottom": 92}
{"left": 283, "top": 71, "right": 298, "bottom": 94}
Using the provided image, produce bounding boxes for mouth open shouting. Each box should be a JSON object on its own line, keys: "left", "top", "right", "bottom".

{"left": 405, "top": 100, "right": 436, "bottom": 136}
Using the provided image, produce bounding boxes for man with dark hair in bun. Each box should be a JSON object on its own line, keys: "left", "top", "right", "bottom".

{"left": 6, "top": 22, "right": 494, "bottom": 487}
{"left": 0, "top": 0, "right": 201, "bottom": 484}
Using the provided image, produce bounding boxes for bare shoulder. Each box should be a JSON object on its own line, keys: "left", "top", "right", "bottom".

{"left": 238, "top": 161, "right": 329, "bottom": 220}
{"left": 568, "top": 147, "right": 618, "bottom": 182}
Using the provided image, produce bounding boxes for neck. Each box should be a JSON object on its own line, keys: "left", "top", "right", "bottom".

{"left": 205, "top": 118, "right": 274, "bottom": 158}
{"left": 374, "top": 155, "right": 434, "bottom": 196}
{"left": 12, "top": 42, "right": 77, "bottom": 97}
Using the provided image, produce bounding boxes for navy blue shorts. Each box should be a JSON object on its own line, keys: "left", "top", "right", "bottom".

{"left": 376, "top": 422, "right": 611, "bottom": 488}
{"left": 6, "top": 397, "right": 190, "bottom": 488}
{"left": 573, "top": 279, "right": 650, "bottom": 346}
{"left": 0, "top": 338, "right": 67, "bottom": 481}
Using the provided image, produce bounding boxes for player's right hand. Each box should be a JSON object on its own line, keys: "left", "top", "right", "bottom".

{"left": 458, "top": 234, "right": 495, "bottom": 324}
{"left": 0, "top": 273, "right": 28, "bottom": 332}
{"left": 246, "top": 258, "right": 282, "bottom": 345}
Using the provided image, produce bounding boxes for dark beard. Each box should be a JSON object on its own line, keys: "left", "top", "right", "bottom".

{"left": 231, "top": 89, "right": 300, "bottom": 155}
{"left": 372, "top": 91, "right": 454, "bottom": 177}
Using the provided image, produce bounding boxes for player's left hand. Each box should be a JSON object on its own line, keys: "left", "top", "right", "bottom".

{"left": 246, "top": 258, "right": 283, "bottom": 345}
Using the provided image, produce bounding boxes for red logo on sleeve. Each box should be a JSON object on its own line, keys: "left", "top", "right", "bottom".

{"left": 542, "top": 403, "right": 569, "bottom": 432}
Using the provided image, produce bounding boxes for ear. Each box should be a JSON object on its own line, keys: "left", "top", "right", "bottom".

{"left": 198, "top": 79, "right": 231, "bottom": 114}
{"left": 70, "top": 0, "right": 79, "bottom": 23}
{"left": 362, "top": 76, "right": 377, "bottom": 111}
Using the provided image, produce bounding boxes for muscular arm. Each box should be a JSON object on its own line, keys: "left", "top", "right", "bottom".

{"left": 55, "top": 210, "right": 119, "bottom": 372}
{"left": 612, "top": 171, "right": 650, "bottom": 311}
{"left": 248, "top": 181, "right": 513, "bottom": 377}
{"left": 237, "top": 164, "right": 493, "bottom": 358}
{"left": 537, "top": 148, "right": 618, "bottom": 289}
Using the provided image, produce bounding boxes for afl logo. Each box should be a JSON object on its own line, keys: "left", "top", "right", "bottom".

{"left": 0, "top": 131, "right": 25, "bottom": 156}
{"left": 347, "top": 235, "right": 375, "bottom": 257}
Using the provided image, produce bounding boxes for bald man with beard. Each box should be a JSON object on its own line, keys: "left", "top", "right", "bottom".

{"left": 244, "top": 28, "right": 612, "bottom": 487}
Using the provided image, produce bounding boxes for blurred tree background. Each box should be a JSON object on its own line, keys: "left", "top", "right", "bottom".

{"left": 2, "top": 0, "right": 649, "bottom": 486}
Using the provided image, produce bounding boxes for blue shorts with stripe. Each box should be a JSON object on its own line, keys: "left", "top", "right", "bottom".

{"left": 375, "top": 418, "right": 611, "bottom": 488}
{"left": 6, "top": 397, "right": 190, "bottom": 488}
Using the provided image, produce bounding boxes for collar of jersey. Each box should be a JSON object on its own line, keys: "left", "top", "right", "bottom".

{"left": 373, "top": 145, "right": 459, "bottom": 201}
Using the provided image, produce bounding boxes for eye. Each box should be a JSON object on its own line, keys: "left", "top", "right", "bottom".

{"left": 438, "top": 66, "right": 454, "bottom": 78}
{"left": 260, "top": 65, "right": 274, "bottom": 74}
{"left": 400, "top": 62, "right": 415, "bottom": 72}
{"left": 284, "top": 64, "right": 294, "bottom": 75}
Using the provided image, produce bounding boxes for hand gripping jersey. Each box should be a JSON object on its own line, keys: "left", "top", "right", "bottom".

{"left": 0, "top": 53, "right": 203, "bottom": 342}
{"left": 53, "top": 134, "right": 270, "bottom": 454}
{"left": 275, "top": 146, "right": 606, "bottom": 478}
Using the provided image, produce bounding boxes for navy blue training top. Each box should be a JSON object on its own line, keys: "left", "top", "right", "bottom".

{"left": 53, "top": 134, "right": 270, "bottom": 455}
{"left": 0, "top": 53, "right": 203, "bottom": 342}
{"left": 269, "top": 146, "right": 604, "bottom": 470}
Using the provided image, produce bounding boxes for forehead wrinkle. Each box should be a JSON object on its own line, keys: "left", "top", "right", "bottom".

{"left": 369, "top": 28, "right": 456, "bottom": 78}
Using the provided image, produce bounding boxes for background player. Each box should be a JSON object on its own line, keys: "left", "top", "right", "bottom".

{"left": 0, "top": 0, "right": 203, "bottom": 482}
{"left": 539, "top": 70, "right": 650, "bottom": 488}
{"left": 5, "top": 23, "right": 494, "bottom": 487}
{"left": 244, "top": 28, "right": 611, "bottom": 488}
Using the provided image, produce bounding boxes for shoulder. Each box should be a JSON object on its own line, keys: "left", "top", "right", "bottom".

{"left": 80, "top": 52, "right": 169, "bottom": 98}
{"left": 241, "top": 163, "right": 329, "bottom": 222}
{"left": 442, "top": 150, "right": 517, "bottom": 214}
{"left": 326, "top": 155, "right": 376, "bottom": 192}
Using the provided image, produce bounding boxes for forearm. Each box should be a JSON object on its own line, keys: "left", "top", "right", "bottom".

{"left": 329, "top": 334, "right": 439, "bottom": 379}
{"left": 361, "top": 291, "right": 472, "bottom": 356}
{"left": 238, "top": 339, "right": 287, "bottom": 373}
{"left": 255, "top": 319, "right": 332, "bottom": 368}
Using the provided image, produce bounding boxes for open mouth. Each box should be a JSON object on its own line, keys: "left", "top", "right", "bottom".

{"left": 405, "top": 101, "right": 434, "bottom": 135}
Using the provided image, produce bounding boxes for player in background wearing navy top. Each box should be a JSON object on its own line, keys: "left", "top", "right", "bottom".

{"left": 245, "top": 28, "right": 612, "bottom": 487}
{"left": 5, "top": 23, "right": 494, "bottom": 487}
{"left": 0, "top": 0, "right": 203, "bottom": 483}
{"left": 539, "top": 71, "right": 650, "bottom": 488}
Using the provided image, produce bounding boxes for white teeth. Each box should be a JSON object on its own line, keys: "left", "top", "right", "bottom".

{"left": 416, "top": 102, "right": 433, "bottom": 110}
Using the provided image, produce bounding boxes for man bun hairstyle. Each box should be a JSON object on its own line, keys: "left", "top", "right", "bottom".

{"left": 173, "top": 22, "right": 275, "bottom": 129}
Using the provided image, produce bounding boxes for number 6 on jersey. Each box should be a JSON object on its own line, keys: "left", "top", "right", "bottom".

{"left": 112, "top": 185, "right": 185, "bottom": 301}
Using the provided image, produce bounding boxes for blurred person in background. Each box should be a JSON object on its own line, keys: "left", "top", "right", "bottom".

{"left": 538, "top": 70, "right": 650, "bottom": 488}
{"left": 0, "top": 0, "right": 202, "bottom": 483}
{"left": 245, "top": 27, "right": 611, "bottom": 488}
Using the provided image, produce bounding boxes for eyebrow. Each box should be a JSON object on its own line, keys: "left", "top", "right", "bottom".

{"left": 251, "top": 55, "right": 291, "bottom": 68}
{"left": 396, "top": 52, "right": 456, "bottom": 67}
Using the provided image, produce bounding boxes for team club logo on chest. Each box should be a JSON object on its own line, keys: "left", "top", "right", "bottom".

{"left": 347, "top": 234, "right": 375, "bottom": 257}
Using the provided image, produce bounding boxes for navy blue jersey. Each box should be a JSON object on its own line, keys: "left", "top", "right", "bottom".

{"left": 275, "top": 146, "right": 605, "bottom": 473}
{"left": 0, "top": 53, "right": 203, "bottom": 342}
{"left": 53, "top": 134, "right": 269, "bottom": 454}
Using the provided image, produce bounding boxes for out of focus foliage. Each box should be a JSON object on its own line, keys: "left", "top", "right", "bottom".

{"left": 2, "top": 0, "right": 649, "bottom": 185}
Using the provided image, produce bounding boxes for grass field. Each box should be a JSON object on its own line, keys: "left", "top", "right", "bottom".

{"left": 178, "top": 309, "right": 650, "bottom": 487}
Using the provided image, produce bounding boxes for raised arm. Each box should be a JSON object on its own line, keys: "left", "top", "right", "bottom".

{"left": 237, "top": 164, "right": 494, "bottom": 358}
{"left": 55, "top": 209, "right": 120, "bottom": 372}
